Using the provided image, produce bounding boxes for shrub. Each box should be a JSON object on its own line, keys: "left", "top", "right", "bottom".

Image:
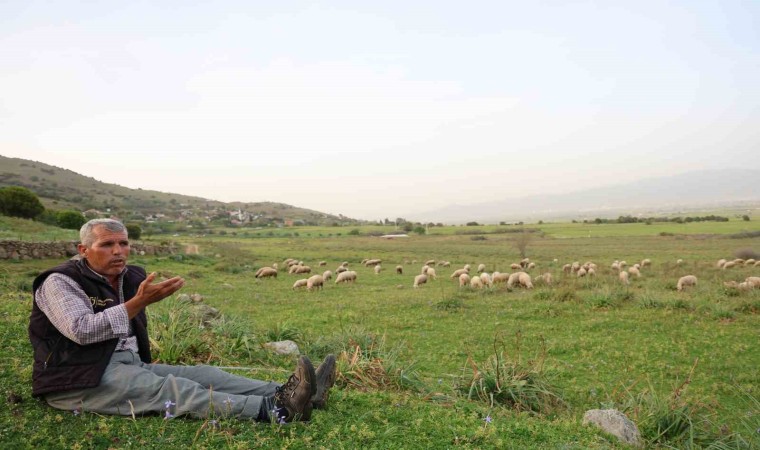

{"left": 552, "top": 288, "right": 578, "bottom": 303}
{"left": 55, "top": 210, "right": 86, "bottom": 229}
{"left": 0, "top": 186, "right": 44, "bottom": 219}
{"left": 126, "top": 223, "right": 142, "bottom": 240}
{"left": 734, "top": 248, "right": 759, "bottom": 260}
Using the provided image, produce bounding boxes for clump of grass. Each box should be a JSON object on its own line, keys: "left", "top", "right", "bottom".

{"left": 712, "top": 307, "right": 736, "bottom": 321}
{"left": 585, "top": 288, "right": 632, "bottom": 309}
{"left": 148, "top": 301, "right": 215, "bottom": 364}
{"left": 263, "top": 321, "right": 303, "bottom": 342}
{"left": 454, "top": 332, "right": 564, "bottom": 415}
{"left": 552, "top": 287, "right": 578, "bottom": 303}
{"left": 532, "top": 289, "right": 553, "bottom": 301}
{"left": 734, "top": 300, "right": 760, "bottom": 314}
{"left": 638, "top": 293, "right": 664, "bottom": 309}
{"left": 667, "top": 299, "right": 695, "bottom": 311}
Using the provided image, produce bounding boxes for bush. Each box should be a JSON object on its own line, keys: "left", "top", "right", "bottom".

{"left": 0, "top": 186, "right": 44, "bottom": 219}
{"left": 56, "top": 210, "right": 86, "bottom": 230}
{"left": 126, "top": 224, "right": 142, "bottom": 240}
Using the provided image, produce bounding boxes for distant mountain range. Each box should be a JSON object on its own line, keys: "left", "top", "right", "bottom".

{"left": 0, "top": 155, "right": 357, "bottom": 225}
{"left": 408, "top": 169, "right": 760, "bottom": 224}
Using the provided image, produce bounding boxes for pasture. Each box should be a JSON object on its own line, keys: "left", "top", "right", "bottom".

{"left": 1, "top": 221, "right": 759, "bottom": 449}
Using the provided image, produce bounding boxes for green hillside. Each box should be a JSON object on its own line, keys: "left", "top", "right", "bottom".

{"left": 0, "top": 155, "right": 356, "bottom": 227}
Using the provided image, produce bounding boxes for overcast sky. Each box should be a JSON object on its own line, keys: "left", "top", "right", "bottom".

{"left": 1, "top": 1, "right": 758, "bottom": 220}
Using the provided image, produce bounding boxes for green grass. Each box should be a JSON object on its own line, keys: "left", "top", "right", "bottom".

{"left": 1, "top": 225, "right": 759, "bottom": 448}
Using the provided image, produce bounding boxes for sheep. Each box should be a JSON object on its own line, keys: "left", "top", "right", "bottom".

{"left": 307, "top": 275, "right": 324, "bottom": 290}
{"left": 463, "top": 264, "right": 471, "bottom": 271}
{"left": 506, "top": 272, "right": 521, "bottom": 289}
{"left": 738, "top": 281, "right": 751, "bottom": 291}
{"left": 255, "top": 267, "right": 278, "bottom": 279}
{"left": 336, "top": 266, "right": 348, "bottom": 274}
{"left": 426, "top": 268, "right": 437, "bottom": 280}
{"left": 318, "top": 261, "right": 327, "bottom": 267}
{"left": 722, "top": 261, "right": 736, "bottom": 270}
{"left": 562, "top": 264, "right": 571, "bottom": 274}
{"left": 527, "top": 262, "right": 536, "bottom": 270}
{"left": 477, "top": 263, "right": 486, "bottom": 273}
{"left": 322, "top": 270, "right": 333, "bottom": 282}
{"left": 611, "top": 261, "right": 620, "bottom": 271}
{"left": 716, "top": 259, "right": 727, "bottom": 268}
{"left": 536, "top": 272, "right": 553, "bottom": 286}
{"left": 396, "top": 265, "right": 403, "bottom": 275}
{"left": 292, "top": 279, "right": 308, "bottom": 290}
{"left": 413, "top": 274, "right": 428, "bottom": 288}
{"left": 628, "top": 266, "right": 641, "bottom": 278}
{"left": 619, "top": 271, "right": 629, "bottom": 285}
{"left": 360, "top": 259, "right": 368, "bottom": 265}
{"left": 450, "top": 268, "right": 469, "bottom": 279}
{"left": 374, "top": 265, "right": 382, "bottom": 275}
{"left": 492, "top": 272, "right": 510, "bottom": 284}
{"left": 511, "top": 263, "right": 522, "bottom": 271}
{"left": 632, "top": 263, "right": 640, "bottom": 270}
{"left": 335, "top": 270, "right": 357, "bottom": 284}
{"left": 341, "top": 261, "right": 350, "bottom": 267}
{"left": 577, "top": 267, "right": 587, "bottom": 278}
{"left": 272, "top": 263, "right": 279, "bottom": 270}
{"left": 755, "top": 261, "right": 760, "bottom": 267}
{"left": 459, "top": 273, "right": 471, "bottom": 288}
{"left": 746, "top": 276, "right": 760, "bottom": 288}
{"left": 424, "top": 259, "right": 436, "bottom": 266}
{"left": 470, "top": 276, "right": 484, "bottom": 289}
{"left": 618, "top": 260, "right": 627, "bottom": 269}
{"left": 571, "top": 262, "right": 581, "bottom": 273}
{"left": 745, "top": 259, "right": 756, "bottom": 266}
{"left": 288, "top": 264, "right": 301, "bottom": 274}
{"left": 733, "top": 258, "right": 745, "bottom": 265}
{"left": 587, "top": 267, "right": 596, "bottom": 277}
{"left": 675, "top": 259, "right": 683, "bottom": 266}
{"left": 293, "top": 265, "right": 312, "bottom": 275}
{"left": 480, "top": 272, "right": 492, "bottom": 287}
{"left": 518, "top": 272, "right": 534, "bottom": 289}
{"left": 520, "top": 258, "right": 530, "bottom": 268}
{"left": 440, "top": 261, "right": 451, "bottom": 267}
{"left": 677, "top": 275, "right": 697, "bottom": 291}
{"left": 640, "top": 258, "right": 651, "bottom": 268}
{"left": 364, "top": 259, "right": 382, "bottom": 267}
{"left": 421, "top": 265, "right": 430, "bottom": 275}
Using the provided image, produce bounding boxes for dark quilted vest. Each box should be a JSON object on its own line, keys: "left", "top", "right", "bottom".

{"left": 29, "top": 259, "right": 150, "bottom": 396}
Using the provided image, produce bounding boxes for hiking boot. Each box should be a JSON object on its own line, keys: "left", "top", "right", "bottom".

{"left": 311, "top": 354, "right": 337, "bottom": 409}
{"left": 274, "top": 355, "right": 316, "bottom": 422}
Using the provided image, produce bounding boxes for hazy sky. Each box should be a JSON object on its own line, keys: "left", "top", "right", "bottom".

{"left": 1, "top": 1, "right": 758, "bottom": 220}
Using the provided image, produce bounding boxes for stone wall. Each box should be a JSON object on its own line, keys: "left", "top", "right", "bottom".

{"left": 0, "top": 240, "right": 177, "bottom": 261}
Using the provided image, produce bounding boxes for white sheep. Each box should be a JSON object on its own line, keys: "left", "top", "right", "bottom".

{"left": 413, "top": 274, "right": 428, "bottom": 288}
{"left": 318, "top": 261, "right": 327, "bottom": 267}
{"left": 562, "top": 264, "right": 571, "bottom": 274}
{"left": 426, "top": 268, "right": 437, "bottom": 280}
{"left": 293, "top": 265, "right": 312, "bottom": 275}
{"left": 628, "top": 266, "right": 641, "bottom": 278}
{"left": 307, "top": 275, "right": 324, "bottom": 290}
{"left": 676, "top": 275, "right": 697, "bottom": 291}
{"left": 675, "top": 259, "right": 683, "bottom": 266}
{"left": 374, "top": 265, "right": 382, "bottom": 275}
{"left": 255, "top": 267, "right": 278, "bottom": 278}
{"left": 459, "top": 273, "right": 471, "bottom": 288}
{"left": 745, "top": 276, "right": 760, "bottom": 288}
{"left": 518, "top": 272, "right": 533, "bottom": 289}
{"left": 424, "top": 259, "right": 436, "bottom": 266}
{"left": 745, "top": 259, "right": 756, "bottom": 266}
{"left": 722, "top": 261, "right": 736, "bottom": 270}
{"left": 716, "top": 259, "right": 727, "bottom": 268}
{"left": 506, "top": 272, "right": 521, "bottom": 289}
{"left": 520, "top": 258, "right": 530, "bottom": 268}
{"left": 322, "top": 270, "right": 333, "bottom": 282}
{"left": 640, "top": 258, "right": 651, "bottom": 268}
{"left": 537, "top": 272, "right": 553, "bottom": 286}
{"left": 292, "top": 279, "right": 308, "bottom": 290}
{"left": 511, "top": 263, "right": 521, "bottom": 270}
{"left": 619, "top": 271, "right": 629, "bottom": 285}
{"left": 272, "top": 263, "right": 279, "bottom": 270}
{"left": 480, "top": 272, "right": 492, "bottom": 287}
{"left": 364, "top": 259, "right": 382, "bottom": 267}
{"left": 577, "top": 267, "right": 587, "bottom": 278}
{"left": 336, "top": 266, "right": 348, "bottom": 274}
{"left": 470, "top": 276, "right": 484, "bottom": 289}
{"left": 571, "top": 262, "right": 581, "bottom": 273}
{"left": 463, "top": 264, "right": 471, "bottom": 271}
{"left": 335, "top": 270, "right": 357, "bottom": 284}
{"left": 492, "top": 272, "right": 510, "bottom": 284}
{"left": 527, "top": 262, "right": 536, "bottom": 270}
{"left": 450, "top": 268, "right": 469, "bottom": 280}
{"left": 587, "top": 268, "right": 596, "bottom": 277}
{"left": 421, "top": 265, "right": 430, "bottom": 275}
{"left": 477, "top": 263, "right": 486, "bottom": 273}
{"left": 440, "top": 261, "right": 451, "bottom": 267}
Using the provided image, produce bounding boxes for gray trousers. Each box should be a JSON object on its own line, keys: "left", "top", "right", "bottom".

{"left": 45, "top": 351, "right": 280, "bottom": 420}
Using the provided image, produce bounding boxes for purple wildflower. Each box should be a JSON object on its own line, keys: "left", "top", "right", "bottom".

{"left": 164, "top": 400, "right": 176, "bottom": 409}
{"left": 484, "top": 415, "right": 492, "bottom": 424}
{"left": 223, "top": 397, "right": 234, "bottom": 407}
{"left": 164, "top": 410, "right": 174, "bottom": 420}
{"left": 72, "top": 409, "right": 80, "bottom": 416}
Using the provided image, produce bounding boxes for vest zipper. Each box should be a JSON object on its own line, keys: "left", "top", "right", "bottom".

{"left": 43, "top": 336, "right": 63, "bottom": 370}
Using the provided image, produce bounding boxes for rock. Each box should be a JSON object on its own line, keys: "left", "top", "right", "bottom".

{"left": 189, "top": 293, "right": 204, "bottom": 303}
{"left": 176, "top": 294, "right": 191, "bottom": 303}
{"left": 583, "top": 409, "right": 642, "bottom": 447}
{"left": 194, "top": 304, "right": 220, "bottom": 326}
{"left": 263, "top": 340, "right": 300, "bottom": 355}
{"left": 65, "top": 244, "right": 78, "bottom": 256}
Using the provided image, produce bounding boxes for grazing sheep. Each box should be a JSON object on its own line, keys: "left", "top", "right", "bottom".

{"left": 619, "top": 271, "right": 629, "bottom": 285}
{"left": 307, "top": 275, "right": 324, "bottom": 290}
{"left": 255, "top": 267, "right": 278, "bottom": 279}
{"left": 492, "top": 272, "right": 510, "bottom": 284}
{"left": 632, "top": 263, "right": 640, "bottom": 270}
{"left": 722, "top": 261, "right": 736, "bottom": 270}
{"left": 611, "top": 261, "right": 620, "bottom": 271}
{"left": 577, "top": 267, "right": 587, "bottom": 278}
{"left": 322, "top": 270, "right": 333, "bottom": 282}
{"left": 272, "top": 263, "right": 279, "bottom": 270}
{"left": 335, "top": 270, "right": 357, "bottom": 284}
{"left": 450, "top": 268, "right": 469, "bottom": 279}
{"left": 745, "top": 259, "right": 756, "bottom": 266}
{"left": 755, "top": 261, "right": 760, "bottom": 267}
{"left": 288, "top": 264, "right": 301, "bottom": 274}
{"left": 421, "top": 265, "right": 430, "bottom": 275}
{"left": 292, "top": 279, "right": 308, "bottom": 290}
{"left": 537, "top": 272, "right": 553, "bottom": 286}
{"left": 396, "top": 265, "right": 403, "bottom": 275}
{"left": 364, "top": 259, "right": 382, "bottom": 267}
{"left": 374, "top": 265, "right": 382, "bottom": 275}
{"left": 293, "top": 265, "right": 312, "bottom": 275}
{"left": 562, "top": 264, "right": 572, "bottom": 274}
{"left": 470, "top": 276, "right": 484, "bottom": 289}
{"left": 341, "top": 261, "right": 350, "bottom": 267}
{"left": 675, "top": 259, "right": 683, "bottom": 266}
{"left": 511, "top": 263, "right": 522, "bottom": 271}
{"left": 336, "top": 266, "right": 348, "bottom": 274}
{"left": 628, "top": 266, "right": 641, "bottom": 278}
{"left": 413, "top": 274, "right": 428, "bottom": 288}
{"left": 677, "top": 275, "right": 697, "bottom": 291}
{"left": 738, "top": 282, "right": 751, "bottom": 291}
{"left": 477, "top": 263, "right": 486, "bottom": 273}
{"left": 318, "top": 261, "right": 327, "bottom": 267}
{"left": 746, "top": 276, "right": 760, "bottom": 288}
{"left": 506, "top": 272, "right": 521, "bottom": 289}
{"left": 361, "top": 259, "right": 368, "bottom": 265}
{"left": 527, "top": 262, "right": 536, "bottom": 270}
{"left": 459, "top": 273, "right": 471, "bottom": 288}
{"left": 640, "top": 258, "right": 651, "bottom": 268}
{"left": 571, "top": 262, "right": 581, "bottom": 273}
{"left": 520, "top": 258, "right": 530, "bottom": 268}
{"left": 440, "top": 261, "right": 451, "bottom": 267}
{"left": 587, "top": 267, "right": 596, "bottom": 277}
{"left": 517, "top": 272, "right": 533, "bottom": 289}
{"left": 480, "top": 272, "right": 492, "bottom": 287}
{"left": 424, "top": 259, "right": 436, "bottom": 266}
{"left": 733, "top": 258, "right": 745, "bottom": 265}
{"left": 463, "top": 264, "right": 472, "bottom": 271}
{"left": 716, "top": 259, "right": 727, "bottom": 268}
{"left": 426, "top": 268, "right": 437, "bottom": 280}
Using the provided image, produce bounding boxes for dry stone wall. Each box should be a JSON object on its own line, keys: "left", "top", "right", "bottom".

{"left": 0, "top": 240, "right": 177, "bottom": 261}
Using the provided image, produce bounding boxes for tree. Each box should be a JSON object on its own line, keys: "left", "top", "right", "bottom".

{"left": 413, "top": 226, "right": 426, "bottom": 235}
{"left": 742, "top": 215, "right": 750, "bottom": 221}
{"left": 126, "top": 224, "right": 142, "bottom": 240}
{"left": 514, "top": 229, "right": 533, "bottom": 259}
{"left": 56, "top": 210, "right": 86, "bottom": 230}
{"left": 0, "top": 186, "right": 45, "bottom": 219}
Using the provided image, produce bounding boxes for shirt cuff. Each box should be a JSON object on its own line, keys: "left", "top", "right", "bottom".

{"left": 104, "top": 305, "right": 130, "bottom": 336}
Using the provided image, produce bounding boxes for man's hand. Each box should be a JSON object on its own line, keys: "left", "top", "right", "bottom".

{"left": 125, "top": 272, "right": 185, "bottom": 319}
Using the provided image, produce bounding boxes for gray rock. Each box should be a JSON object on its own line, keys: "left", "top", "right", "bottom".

{"left": 176, "top": 293, "right": 191, "bottom": 303}
{"left": 189, "top": 293, "right": 204, "bottom": 303}
{"left": 583, "top": 409, "right": 642, "bottom": 447}
{"left": 194, "top": 304, "right": 220, "bottom": 326}
{"left": 263, "top": 340, "right": 300, "bottom": 355}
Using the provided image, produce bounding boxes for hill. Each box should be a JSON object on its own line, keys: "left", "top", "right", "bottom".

{"left": 0, "top": 155, "right": 357, "bottom": 226}
{"left": 410, "top": 168, "right": 760, "bottom": 224}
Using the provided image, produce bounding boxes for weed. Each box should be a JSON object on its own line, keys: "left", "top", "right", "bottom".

{"left": 263, "top": 322, "right": 303, "bottom": 342}
{"left": 532, "top": 289, "right": 553, "bottom": 301}
{"left": 552, "top": 288, "right": 578, "bottom": 303}
{"left": 638, "top": 293, "right": 663, "bottom": 309}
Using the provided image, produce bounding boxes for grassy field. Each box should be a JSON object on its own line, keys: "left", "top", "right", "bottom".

{"left": 1, "top": 219, "right": 759, "bottom": 449}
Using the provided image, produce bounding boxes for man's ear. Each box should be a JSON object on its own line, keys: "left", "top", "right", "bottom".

{"left": 77, "top": 244, "right": 87, "bottom": 258}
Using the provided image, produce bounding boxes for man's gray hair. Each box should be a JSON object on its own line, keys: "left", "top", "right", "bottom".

{"left": 80, "top": 219, "right": 127, "bottom": 247}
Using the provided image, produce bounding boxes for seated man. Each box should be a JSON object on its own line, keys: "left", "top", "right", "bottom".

{"left": 29, "top": 218, "right": 335, "bottom": 423}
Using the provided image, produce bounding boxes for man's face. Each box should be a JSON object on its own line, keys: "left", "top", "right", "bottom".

{"left": 78, "top": 226, "right": 130, "bottom": 279}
